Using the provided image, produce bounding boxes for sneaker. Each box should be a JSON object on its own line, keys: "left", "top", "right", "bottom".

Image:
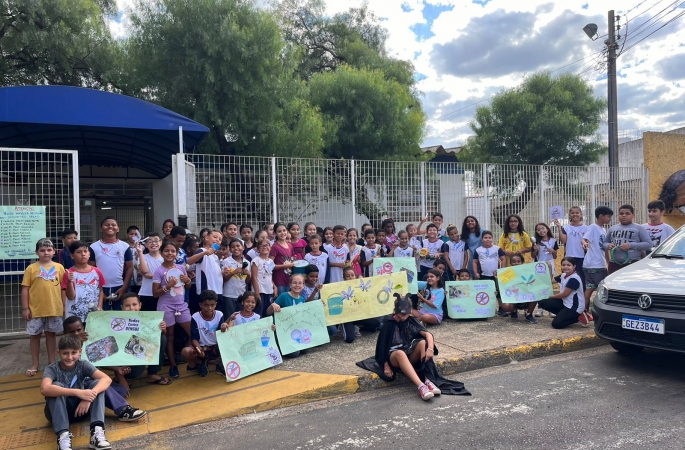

{"left": 585, "top": 311, "right": 594, "bottom": 321}
{"left": 354, "top": 325, "right": 362, "bottom": 337}
{"left": 216, "top": 362, "right": 226, "bottom": 376}
{"left": 168, "top": 365, "right": 180, "bottom": 378}
{"left": 578, "top": 312, "right": 589, "bottom": 327}
{"left": 117, "top": 405, "right": 147, "bottom": 422}
{"left": 549, "top": 312, "right": 556, "bottom": 318}
{"left": 418, "top": 383, "right": 434, "bottom": 401}
{"left": 534, "top": 308, "right": 543, "bottom": 317}
{"left": 510, "top": 309, "right": 518, "bottom": 319}
{"left": 424, "top": 378, "right": 441, "bottom": 395}
{"left": 89, "top": 426, "right": 111, "bottom": 450}
{"left": 186, "top": 364, "right": 198, "bottom": 372}
{"left": 525, "top": 313, "right": 538, "bottom": 324}
{"left": 198, "top": 359, "right": 209, "bottom": 377}
{"left": 57, "top": 431, "right": 73, "bottom": 450}
{"left": 497, "top": 307, "right": 509, "bottom": 317}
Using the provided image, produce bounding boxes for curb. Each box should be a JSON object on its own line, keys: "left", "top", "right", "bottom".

{"left": 356, "top": 333, "right": 605, "bottom": 392}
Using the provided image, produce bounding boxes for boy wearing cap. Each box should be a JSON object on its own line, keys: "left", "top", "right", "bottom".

{"left": 22, "top": 238, "right": 66, "bottom": 377}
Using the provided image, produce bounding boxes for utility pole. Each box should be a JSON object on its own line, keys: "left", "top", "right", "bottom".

{"left": 607, "top": 10, "right": 619, "bottom": 190}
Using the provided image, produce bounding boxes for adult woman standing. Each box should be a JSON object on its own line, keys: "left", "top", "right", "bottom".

{"left": 461, "top": 216, "right": 484, "bottom": 278}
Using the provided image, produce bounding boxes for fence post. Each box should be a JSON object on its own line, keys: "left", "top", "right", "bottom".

{"left": 420, "top": 162, "right": 426, "bottom": 217}
{"left": 591, "top": 169, "right": 597, "bottom": 217}
{"left": 539, "top": 165, "right": 546, "bottom": 224}
{"left": 482, "top": 164, "right": 491, "bottom": 231}
{"left": 350, "top": 159, "right": 357, "bottom": 228}
{"left": 271, "top": 157, "right": 278, "bottom": 223}
{"left": 71, "top": 150, "right": 81, "bottom": 236}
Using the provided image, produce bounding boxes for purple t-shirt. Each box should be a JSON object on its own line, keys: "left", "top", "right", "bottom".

{"left": 292, "top": 238, "right": 308, "bottom": 260}
{"left": 270, "top": 241, "right": 294, "bottom": 287}
{"left": 153, "top": 264, "right": 187, "bottom": 306}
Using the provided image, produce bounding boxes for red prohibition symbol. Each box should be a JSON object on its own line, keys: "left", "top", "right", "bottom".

{"left": 226, "top": 361, "right": 241, "bottom": 380}
{"left": 476, "top": 292, "right": 490, "bottom": 305}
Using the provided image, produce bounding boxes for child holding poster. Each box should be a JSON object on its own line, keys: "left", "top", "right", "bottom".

{"left": 23, "top": 238, "right": 65, "bottom": 377}
{"left": 229, "top": 292, "right": 261, "bottom": 325}
{"left": 532, "top": 223, "right": 558, "bottom": 317}
{"left": 499, "top": 254, "right": 538, "bottom": 324}
{"left": 538, "top": 257, "right": 588, "bottom": 329}
{"left": 182, "top": 290, "right": 229, "bottom": 377}
{"left": 268, "top": 274, "right": 309, "bottom": 356}
{"left": 152, "top": 241, "right": 192, "bottom": 378}
{"left": 412, "top": 269, "right": 445, "bottom": 325}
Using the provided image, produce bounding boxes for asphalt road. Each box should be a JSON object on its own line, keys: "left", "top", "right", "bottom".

{"left": 118, "top": 346, "right": 685, "bottom": 450}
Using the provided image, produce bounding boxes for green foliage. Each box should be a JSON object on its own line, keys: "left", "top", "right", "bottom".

{"left": 309, "top": 65, "right": 425, "bottom": 160}
{"left": 0, "top": 0, "right": 118, "bottom": 87}
{"left": 461, "top": 72, "right": 606, "bottom": 166}
{"left": 125, "top": 0, "right": 325, "bottom": 156}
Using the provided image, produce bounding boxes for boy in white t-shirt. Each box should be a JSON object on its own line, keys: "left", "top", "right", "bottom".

{"left": 181, "top": 290, "right": 230, "bottom": 377}
{"left": 643, "top": 200, "right": 675, "bottom": 248}
{"left": 582, "top": 206, "right": 613, "bottom": 317}
{"left": 324, "top": 225, "right": 349, "bottom": 283}
{"left": 88, "top": 217, "right": 133, "bottom": 311}
{"left": 221, "top": 238, "right": 251, "bottom": 318}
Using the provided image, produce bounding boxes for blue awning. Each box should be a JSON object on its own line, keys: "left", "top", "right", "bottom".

{"left": 0, "top": 85, "right": 209, "bottom": 178}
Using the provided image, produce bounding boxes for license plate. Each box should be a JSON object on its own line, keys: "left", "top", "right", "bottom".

{"left": 622, "top": 315, "right": 665, "bottom": 334}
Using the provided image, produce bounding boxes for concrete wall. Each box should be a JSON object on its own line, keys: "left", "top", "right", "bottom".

{"left": 643, "top": 131, "right": 685, "bottom": 229}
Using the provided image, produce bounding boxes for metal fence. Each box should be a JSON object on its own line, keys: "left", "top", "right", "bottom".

{"left": 0, "top": 148, "right": 79, "bottom": 334}
{"left": 188, "top": 155, "right": 648, "bottom": 236}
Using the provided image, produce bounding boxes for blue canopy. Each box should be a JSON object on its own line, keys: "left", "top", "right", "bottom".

{"left": 0, "top": 85, "right": 209, "bottom": 178}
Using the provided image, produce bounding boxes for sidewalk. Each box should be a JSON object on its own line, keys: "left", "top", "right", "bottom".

{"left": 0, "top": 314, "right": 604, "bottom": 449}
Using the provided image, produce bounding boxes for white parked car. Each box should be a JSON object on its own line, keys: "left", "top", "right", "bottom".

{"left": 592, "top": 226, "right": 685, "bottom": 354}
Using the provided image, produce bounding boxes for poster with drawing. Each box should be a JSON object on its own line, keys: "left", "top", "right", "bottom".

{"left": 83, "top": 311, "right": 164, "bottom": 366}
{"left": 372, "top": 257, "right": 418, "bottom": 294}
{"left": 216, "top": 317, "right": 282, "bottom": 382}
{"left": 496, "top": 262, "right": 553, "bottom": 304}
{"left": 320, "top": 272, "right": 408, "bottom": 326}
{"left": 274, "top": 301, "right": 330, "bottom": 355}
{"left": 445, "top": 280, "right": 497, "bottom": 319}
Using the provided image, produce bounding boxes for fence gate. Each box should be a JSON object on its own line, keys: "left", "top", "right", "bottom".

{"left": 0, "top": 148, "right": 80, "bottom": 335}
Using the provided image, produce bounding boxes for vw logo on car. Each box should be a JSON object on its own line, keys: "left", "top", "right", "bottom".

{"left": 637, "top": 294, "right": 652, "bottom": 310}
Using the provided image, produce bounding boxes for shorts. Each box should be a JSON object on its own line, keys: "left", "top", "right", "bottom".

{"left": 26, "top": 316, "right": 63, "bottom": 335}
{"left": 158, "top": 301, "right": 191, "bottom": 326}
{"left": 200, "top": 344, "right": 221, "bottom": 360}
{"left": 584, "top": 268, "right": 608, "bottom": 290}
{"left": 419, "top": 308, "right": 443, "bottom": 324}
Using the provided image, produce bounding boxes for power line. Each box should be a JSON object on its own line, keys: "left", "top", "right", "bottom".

{"left": 621, "top": 7, "right": 685, "bottom": 53}
{"left": 622, "top": 0, "right": 684, "bottom": 43}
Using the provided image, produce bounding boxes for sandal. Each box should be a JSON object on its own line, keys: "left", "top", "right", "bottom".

{"left": 25, "top": 368, "right": 38, "bottom": 377}
{"left": 147, "top": 376, "right": 172, "bottom": 385}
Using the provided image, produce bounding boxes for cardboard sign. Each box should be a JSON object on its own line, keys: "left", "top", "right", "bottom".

{"left": 83, "top": 311, "right": 164, "bottom": 366}
{"left": 445, "top": 280, "right": 497, "bottom": 319}
{"left": 274, "top": 301, "right": 330, "bottom": 355}
{"left": 320, "top": 272, "right": 408, "bottom": 326}
{"left": 497, "top": 262, "right": 553, "bottom": 304}
{"left": 372, "top": 257, "right": 418, "bottom": 294}
{"left": 216, "top": 317, "right": 282, "bottom": 382}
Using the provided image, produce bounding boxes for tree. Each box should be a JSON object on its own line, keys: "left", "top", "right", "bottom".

{"left": 126, "top": 0, "right": 326, "bottom": 157}
{"left": 460, "top": 71, "right": 606, "bottom": 226}
{"left": 0, "top": 0, "right": 119, "bottom": 87}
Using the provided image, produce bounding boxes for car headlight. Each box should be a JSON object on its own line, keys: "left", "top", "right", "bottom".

{"left": 596, "top": 282, "right": 608, "bottom": 304}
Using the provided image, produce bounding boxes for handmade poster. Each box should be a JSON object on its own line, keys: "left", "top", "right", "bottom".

{"left": 0, "top": 206, "right": 46, "bottom": 259}
{"left": 496, "top": 262, "right": 553, "bottom": 304}
{"left": 549, "top": 205, "right": 564, "bottom": 221}
{"left": 445, "top": 280, "right": 497, "bottom": 319}
{"left": 373, "top": 257, "right": 418, "bottom": 294}
{"left": 274, "top": 301, "right": 330, "bottom": 355}
{"left": 320, "top": 272, "right": 408, "bottom": 326}
{"left": 216, "top": 317, "right": 282, "bottom": 382}
{"left": 83, "top": 311, "right": 163, "bottom": 366}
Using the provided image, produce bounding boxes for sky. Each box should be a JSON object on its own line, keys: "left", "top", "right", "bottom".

{"left": 111, "top": 0, "right": 685, "bottom": 149}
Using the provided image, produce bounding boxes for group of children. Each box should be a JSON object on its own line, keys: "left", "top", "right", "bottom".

{"left": 22, "top": 200, "right": 674, "bottom": 445}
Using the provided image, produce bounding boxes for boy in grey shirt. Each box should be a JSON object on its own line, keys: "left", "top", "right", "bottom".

{"left": 603, "top": 204, "right": 652, "bottom": 274}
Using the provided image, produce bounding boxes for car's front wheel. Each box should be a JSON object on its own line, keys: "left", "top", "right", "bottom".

{"left": 610, "top": 341, "right": 644, "bottom": 355}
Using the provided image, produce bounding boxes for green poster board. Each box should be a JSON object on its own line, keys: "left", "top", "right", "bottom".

{"left": 216, "top": 317, "right": 282, "bottom": 382}
{"left": 445, "top": 280, "right": 497, "bottom": 319}
{"left": 0, "top": 206, "right": 46, "bottom": 259}
{"left": 320, "top": 272, "right": 408, "bottom": 326}
{"left": 274, "top": 301, "right": 330, "bottom": 355}
{"left": 496, "top": 262, "right": 553, "bottom": 304}
{"left": 83, "top": 311, "right": 164, "bottom": 366}
{"left": 372, "top": 257, "right": 418, "bottom": 294}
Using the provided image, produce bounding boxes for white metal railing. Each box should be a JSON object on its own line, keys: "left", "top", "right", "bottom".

{"left": 188, "top": 155, "right": 648, "bottom": 236}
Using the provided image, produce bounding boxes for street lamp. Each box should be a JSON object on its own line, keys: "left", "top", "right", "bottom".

{"left": 583, "top": 23, "right": 599, "bottom": 40}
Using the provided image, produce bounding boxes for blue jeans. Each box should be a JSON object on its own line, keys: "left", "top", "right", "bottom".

{"left": 276, "top": 285, "right": 289, "bottom": 296}
{"left": 102, "top": 286, "right": 123, "bottom": 311}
